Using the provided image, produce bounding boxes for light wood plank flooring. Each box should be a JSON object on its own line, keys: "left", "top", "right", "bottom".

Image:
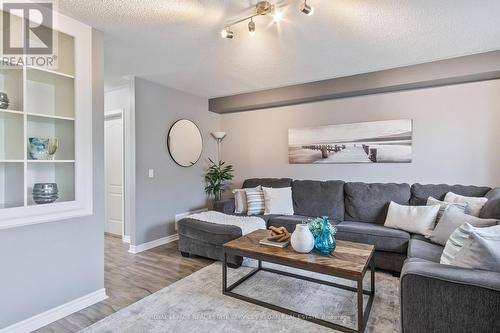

{"left": 36, "top": 235, "right": 214, "bottom": 333}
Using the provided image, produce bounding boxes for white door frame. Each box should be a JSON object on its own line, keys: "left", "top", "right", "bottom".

{"left": 104, "top": 79, "right": 136, "bottom": 249}
{"left": 104, "top": 109, "right": 125, "bottom": 239}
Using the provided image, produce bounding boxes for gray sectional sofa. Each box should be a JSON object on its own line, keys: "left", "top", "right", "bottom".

{"left": 177, "top": 178, "right": 500, "bottom": 332}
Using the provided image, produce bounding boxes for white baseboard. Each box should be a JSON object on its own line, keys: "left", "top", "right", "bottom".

{"left": 128, "top": 234, "right": 179, "bottom": 254}
{"left": 122, "top": 235, "right": 131, "bottom": 243}
{"left": 1, "top": 288, "right": 107, "bottom": 333}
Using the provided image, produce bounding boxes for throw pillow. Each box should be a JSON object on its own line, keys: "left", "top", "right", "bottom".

{"left": 440, "top": 222, "right": 475, "bottom": 265}
{"left": 233, "top": 186, "right": 261, "bottom": 214}
{"left": 262, "top": 186, "right": 294, "bottom": 215}
{"left": 245, "top": 188, "right": 265, "bottom": 215}
{"left": 384, "top": 201, "right": 440, "bottom": 237}
{"left": 428, "top": 206, "right": 498, "bottom": 245}
{"left": 442, "top": 223, "right": 500, "bottom": 272}
{"left": 444, "top": 191, "right": 488, "bottom": 217}
{"left": 426, "top": 196, "right": 468, "bottom": 222}
{"left": 479, "top": 188, "right": 500, "bottom": 220}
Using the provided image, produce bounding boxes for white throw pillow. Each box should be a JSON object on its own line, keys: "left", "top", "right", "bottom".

{"left": 384, "top": 201, "right": 440, "bottom": 237}
{"left": 245, "top": 188, "right": 265, "bottom": 215}
{"left": 444, "top": 192, "right": 488, "bottom": 217}
{"left": 426, "top": 196, "right": 468, "bottom": 222}
{"left": 262, "top": 187, "right": 294, "bottom": 215}
{"left": 440, "top": 222, "right": 473, "bottom": 265}
{"left": 233, "top": 186, "right": 261, "bottom": 214}
{"left": 441, "top": 223, "right": 500, "bottom": 272}
{"left": 428, "top": 206, "right": 498, "bottom": 245}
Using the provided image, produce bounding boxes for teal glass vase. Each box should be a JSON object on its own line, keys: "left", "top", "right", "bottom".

{"left": 314, "top": 216, "right": 336, "bottom": 255}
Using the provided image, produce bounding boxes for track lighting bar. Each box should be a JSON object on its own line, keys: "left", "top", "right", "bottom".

{"left": 220, "top": 1, "right": 315, "bottom": 40}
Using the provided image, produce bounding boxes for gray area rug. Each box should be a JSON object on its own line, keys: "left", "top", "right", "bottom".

{"left": 81, "top": 260, "right": 400, "bottom": 332}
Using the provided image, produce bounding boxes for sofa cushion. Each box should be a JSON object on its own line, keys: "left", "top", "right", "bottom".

{"left": 407, "top": 234, "right": 444, "bottom": 263}
{"left": 242, "top": 178, "right": 292, "bottom": 189}
{"left": 336, "top": 221, "right": 410, "bottom": 253}
{"left": 267, "top": 215, "right": 312, "bottom": 233}
{"left": 410, "top": 183, "right": 491, "bottom": 206}
{"left": 344, "top": 182, "right": 411, "bottom": 224}
{"left": 177, "top": 218, "right": 242, "bottom": 245}
{"left": 292, "top": 180, "right": 344, "bottom": 222}
{"left": 480, "top": 188, "right": 500, "bottom": 220}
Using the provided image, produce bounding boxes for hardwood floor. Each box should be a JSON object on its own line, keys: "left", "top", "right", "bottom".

{"left": 36, "top": 235, "right": 214, "bottom": 333}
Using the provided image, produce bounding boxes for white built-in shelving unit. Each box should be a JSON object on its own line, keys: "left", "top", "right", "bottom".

{"left": 0, "top": 10, "right": 93, "bottom": 228}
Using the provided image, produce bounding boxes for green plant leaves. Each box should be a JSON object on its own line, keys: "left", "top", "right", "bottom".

{"left": 205, "top": 159, "right": 235, "bottom": 200}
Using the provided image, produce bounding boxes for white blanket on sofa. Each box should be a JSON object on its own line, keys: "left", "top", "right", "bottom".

{"left": 187, "top": 211, "right": 266, "bottom": 235}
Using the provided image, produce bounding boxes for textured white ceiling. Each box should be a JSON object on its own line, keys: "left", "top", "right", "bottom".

{"left": 59, "top": 0, "right": 500, "bottom": 98}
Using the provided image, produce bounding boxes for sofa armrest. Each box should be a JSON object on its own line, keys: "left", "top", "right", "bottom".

{"left": 400, "top": 258, "right": 500, "bottom": 333}
{"left": 213, "top": 198, "right": 235, "bottom": 214}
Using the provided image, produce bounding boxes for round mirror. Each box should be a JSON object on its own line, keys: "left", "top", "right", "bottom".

{"left": 167, "top": 119, "right": 203, "bottom": 167}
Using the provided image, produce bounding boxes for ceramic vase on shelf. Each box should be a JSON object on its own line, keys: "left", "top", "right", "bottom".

{"left": 32, "top": 183, "right": 58, "bottom": 204}
{"left": 0, "top": 92, "right": 9, "bottom": 109}
{"left": 314, "top": 216, "right": 336, "bottom": 255}
{"left": 291, "top": 224, "right": 314, "bottom": 253}
{"left": 28, "top": 137, "right": 50, "bottom": 160}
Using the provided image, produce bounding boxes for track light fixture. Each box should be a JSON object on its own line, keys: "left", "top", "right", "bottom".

{"left": 248, "top": 18, "right": 255, "bottom": 36}
{"left": 220, "top": 27, "right": 234, "bottom": 39}
{"left": 300, "top": 0, "right": 314, "bottom": 16}
{"left": 220, "top": 1, "right": 316, "bottom": 40}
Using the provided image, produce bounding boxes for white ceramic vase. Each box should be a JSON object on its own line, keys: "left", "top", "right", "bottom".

{"left": 291, "top": 224, "right": 314, "bottom": 253}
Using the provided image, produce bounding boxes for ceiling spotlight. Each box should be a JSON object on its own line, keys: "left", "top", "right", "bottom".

{"left": 221, "top": 27, "right": 234, "bottom": 39}
{"left": 300, "top": 0, "right": 314, "bottom": 16}
{"left": 248, "top": 18, "right": 256, "bottom": 36}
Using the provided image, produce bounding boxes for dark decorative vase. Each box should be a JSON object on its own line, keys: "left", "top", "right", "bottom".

{"left": 314, "top": 216, "right": 336, "bottom": 255}
{"left": 32, "top": 183, "right": 59, "bottom": 204}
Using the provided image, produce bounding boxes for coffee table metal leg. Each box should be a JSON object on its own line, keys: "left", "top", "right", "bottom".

{"left": 222, "top": 252, "right": 227, "bottom": 292}
{"left": 258, "top": 260, "right": 262, "bottom": 269}
{"left": 357, "top": 279, "right": 364, "bottom": 332}
{"left": 371, "top": 256, "right": 375, "bottom": 295}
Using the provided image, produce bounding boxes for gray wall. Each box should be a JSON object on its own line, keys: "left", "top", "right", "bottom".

{"left": 134, "top": 78, "right": 219, "bottom": 245}
{"left": 0, "top": 30, "right": 105, "bottom": 328}
{"left": 220, "top": 79, "right": 500, "bottom": 188}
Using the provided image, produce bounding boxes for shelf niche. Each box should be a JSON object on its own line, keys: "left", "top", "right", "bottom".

{"left": 26, "top": 67, "right": 74, "bottom": 119}
{"left": 27, "top": 115, "right": 75, "bottom": 161}
{"left": 0, "top": 111, "right": 24, "bottom": 160}
{"left": 0, "top": 162, "right": 24, "bottom": 208}
{"left": 0, "top": 65, "right": 23, "bottom": 111}
{"left": 27, "top": 162, "right": 75, "bottom": 206}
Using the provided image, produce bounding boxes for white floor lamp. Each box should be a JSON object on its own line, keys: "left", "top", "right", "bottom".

{"left": 211, "top": 131, "right": 226, "bottom": 161}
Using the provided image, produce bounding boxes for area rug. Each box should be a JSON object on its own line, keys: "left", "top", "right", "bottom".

{"left": 80, "top": 260, "right": 400, "bottom": 332}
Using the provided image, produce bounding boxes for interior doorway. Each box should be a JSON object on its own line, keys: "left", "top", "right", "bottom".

{"left": 104, "top": 109, "right": 124, "bottom": 239}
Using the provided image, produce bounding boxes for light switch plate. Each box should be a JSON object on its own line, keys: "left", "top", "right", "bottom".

{"left": 148, "top": 169, "right": 154, "bottom": 178}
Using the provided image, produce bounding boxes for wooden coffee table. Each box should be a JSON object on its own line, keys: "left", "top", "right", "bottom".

{"left": 222, "top": 229, "right": 375, "bottom": 333}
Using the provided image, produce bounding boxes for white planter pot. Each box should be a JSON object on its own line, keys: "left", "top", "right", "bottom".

{"left": 291, "top": 224, "right": 314, "bottom": 253}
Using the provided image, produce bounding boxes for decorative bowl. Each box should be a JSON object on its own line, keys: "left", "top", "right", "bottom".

{"left": 33, "top": 183, "right": 58, "bottom": 204}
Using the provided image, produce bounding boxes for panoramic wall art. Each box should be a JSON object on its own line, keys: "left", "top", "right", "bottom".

{"left": 288, "top": 119, "right": 413, "bottom": 164}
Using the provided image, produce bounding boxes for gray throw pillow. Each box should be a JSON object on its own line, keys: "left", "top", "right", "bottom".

{"left": 428, "top": 206, "right": 498, "bottom": 245}
{"left": 479, "top": 188, "right": 500, "bottom": 220}
{"left": 426, "top": 196, "right": 468, "bottom": 222}
{"left": 446, "top": 223, "right": 500, "bottom": 272}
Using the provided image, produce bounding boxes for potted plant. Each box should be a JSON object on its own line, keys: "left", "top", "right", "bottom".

{"left": 204, "top": 158, "right": 234, "bottom": 201}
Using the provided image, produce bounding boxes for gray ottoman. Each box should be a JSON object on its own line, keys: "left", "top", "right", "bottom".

{"left": 177, "top": 217, "right": 243, "bottom": 267}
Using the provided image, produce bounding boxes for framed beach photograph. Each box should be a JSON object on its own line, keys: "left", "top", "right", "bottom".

{"left": 288, "top": 119, "right": 413, "bottom": 164}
